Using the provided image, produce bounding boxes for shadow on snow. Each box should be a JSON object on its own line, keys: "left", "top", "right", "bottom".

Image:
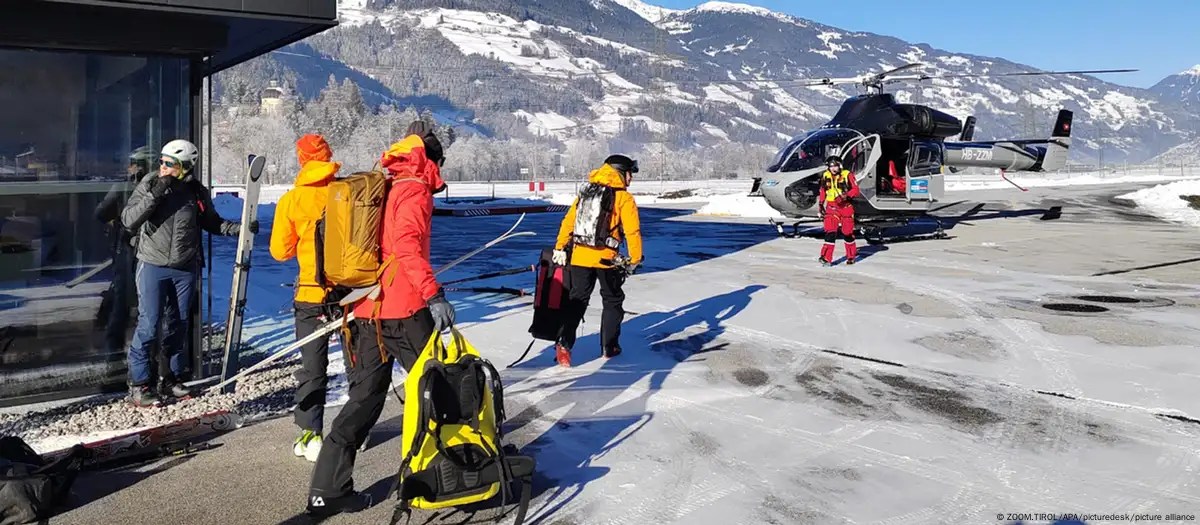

{"left": 502, "top": 284, "right": 767, "bottom": 524}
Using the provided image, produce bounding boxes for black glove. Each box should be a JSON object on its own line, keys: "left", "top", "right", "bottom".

{"left": 248, "top": 220, "right": 259, "bottom": 234}
{"left": 427, "top": 290, "right": 456, "bottom": 332}
{"left": 149, "top": 175, "right": 174, "bottom": 198}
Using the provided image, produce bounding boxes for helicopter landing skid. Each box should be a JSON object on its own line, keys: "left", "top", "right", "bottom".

{"left": 769, "top": 218, "right": 807, "bottom": 238}
{"left": 859, "top": 216, "right": 948, "bottom": 245}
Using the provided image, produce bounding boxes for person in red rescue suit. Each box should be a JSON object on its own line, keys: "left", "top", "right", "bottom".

{"left": 818, "top": 155, "right": 861, "bottom": 265}
{"left": 306, "top": 121, "right": 456, "bottom": 517}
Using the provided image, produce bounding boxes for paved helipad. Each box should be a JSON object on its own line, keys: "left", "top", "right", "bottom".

{"left": 50, "top": 181, "right": 1200, "bottom": 525}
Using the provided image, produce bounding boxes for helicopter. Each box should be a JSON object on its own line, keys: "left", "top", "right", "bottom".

{"left": 748, "top": 63, "right": 1137, "bottom": 243}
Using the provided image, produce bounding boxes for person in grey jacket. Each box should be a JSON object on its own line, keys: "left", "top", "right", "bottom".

{"left": 120, "top": 139, "right": 257, "bottom": 407}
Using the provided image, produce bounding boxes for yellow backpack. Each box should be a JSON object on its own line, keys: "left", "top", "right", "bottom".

{"left": 317, "top": 169, "right": 391, "bottom": 290}
{"left": 388, "top": 328, "right": 535, "bottom": 524}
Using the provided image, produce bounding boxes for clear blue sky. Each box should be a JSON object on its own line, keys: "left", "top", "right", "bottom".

{"left": 654, "top": 0, "right": 1199, "bottom": 89}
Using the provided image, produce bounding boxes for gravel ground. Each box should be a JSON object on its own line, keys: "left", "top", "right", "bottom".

{"left": 0, "top": 354, "right": 304, "bottom": 451}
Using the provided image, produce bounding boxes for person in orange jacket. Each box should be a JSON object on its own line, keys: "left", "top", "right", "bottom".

{"left": 551, "top": 154, "right": 643, "bottom": 367}
{"left": 270, "top": 133, "right": 341, "bottom": 462}
{"left": 818, "top": 155, "right": 861, "bottom": 265}
{"left": 306, "top": 121, "right": 454, "bottom": 517}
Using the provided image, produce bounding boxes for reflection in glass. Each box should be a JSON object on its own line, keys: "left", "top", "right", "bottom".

{"left": 0, "top": 48, "right": 190, "bottom": 404}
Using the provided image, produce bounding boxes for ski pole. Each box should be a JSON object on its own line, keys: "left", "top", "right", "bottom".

{"left": 212, "top": 218, "right": 535, "bottom": 393}
{"left": 442, "top": 265, "right": 534, "bottom": 286}
{"left": 64, "top": 258, "right": 113, "bottom": 288}
{"left": 444, "top": 286, "right": 528, "bottom": 296}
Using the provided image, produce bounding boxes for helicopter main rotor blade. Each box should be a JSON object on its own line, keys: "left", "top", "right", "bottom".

{"left": 895, "top": 68, "right": 1138, "bottom": 83}
{"left": 869, "top": 62, "right": 926, "bottom": 82}
{"left": 664, "top": 67, "right": 1136, "bottom": 88}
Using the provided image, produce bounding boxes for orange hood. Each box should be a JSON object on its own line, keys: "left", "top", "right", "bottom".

{"left": 380, "top": 134, "right": 447, "bottom": 194}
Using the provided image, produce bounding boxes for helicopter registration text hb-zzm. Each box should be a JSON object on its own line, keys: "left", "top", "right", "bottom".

{"left": 959, "top": 148, "right": 993, "bottom": 162}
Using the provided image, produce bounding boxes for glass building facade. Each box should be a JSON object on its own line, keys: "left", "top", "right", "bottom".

{"left": 0, "top": 0, "right": 336, "bottom": 406}
{"left": 0, "top": 50, "right": 192, "bottom": 403}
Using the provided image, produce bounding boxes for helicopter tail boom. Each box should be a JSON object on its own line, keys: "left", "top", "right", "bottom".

{"left": 943, "top": 110, "right": 1072, "bottom": 172}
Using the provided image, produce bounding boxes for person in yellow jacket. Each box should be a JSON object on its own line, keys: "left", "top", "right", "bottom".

{"left": 551, "top": 154, "right": 643, "bottom": 367}
{"left": 270, "top": 133, "right": 340, "bottom": 462}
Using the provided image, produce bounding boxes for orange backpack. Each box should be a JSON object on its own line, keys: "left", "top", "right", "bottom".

{"left": 316, "top": 169, "right": 391, "bottom": 291}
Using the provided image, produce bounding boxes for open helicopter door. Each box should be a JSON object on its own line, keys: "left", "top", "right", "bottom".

{"left": 905, "top": 139, "right": 945, "bottom": 203}
{"left": 838, "top": 133, "right": 881, "bottom": 199}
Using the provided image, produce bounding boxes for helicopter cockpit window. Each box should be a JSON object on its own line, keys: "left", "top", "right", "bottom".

{"left": 766, "top": 129, "right": 862, "bottom": 173}
{"left": 910, "top": 142, "right": 943, "bottom": 176}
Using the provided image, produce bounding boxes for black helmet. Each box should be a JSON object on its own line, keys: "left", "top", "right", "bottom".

{"left": 604, "top": 154, "right": 638, "bottom": 174}
{"left": 407, "top": 120, "right": 444, "bottom": 165}
{"left": 825, "top": 155, "right": 842, "bottom": 165}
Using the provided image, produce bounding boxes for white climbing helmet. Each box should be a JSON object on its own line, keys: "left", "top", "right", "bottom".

{"left": 160, "top": 139, "right": 199, "bottom": 170}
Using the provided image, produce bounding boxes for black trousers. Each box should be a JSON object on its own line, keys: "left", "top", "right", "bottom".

{"left": 557, "top": 266, "right": 626, "bottom": 351}
{"left": 309, "top": 308, "right": 435, "bottom": 499}
{"left": 293, "top": 301, "right": 331, "bottom": 433}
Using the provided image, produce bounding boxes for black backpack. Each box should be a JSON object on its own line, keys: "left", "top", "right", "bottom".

{"left": 0, "top": 437, "right": 89, "bottom": 525}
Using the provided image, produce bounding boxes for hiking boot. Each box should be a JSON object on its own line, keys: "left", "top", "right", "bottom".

{"left": 555, "top": 344, "right": 572, "bottom": 367}
{"left": 159, "top": 379, "right": 198, "bottom": 400}
{"left": 602, "top": 346, "right": 622, "bottom": 359}
{"left": 307, "top": 491, "right": 372, "bottom": 517}
{"left": 846, "top": 257, "right": 855, "bottom": 265}
{"left": 294, "top": 430, "right": 323, "bottom": 462}
{"left": 129, "top": 385, "right": 162, "bottom": 408}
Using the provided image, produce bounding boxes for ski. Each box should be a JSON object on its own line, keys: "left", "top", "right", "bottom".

{"left": 338, "top": 213, "right": 536, "bottom": 307}
{"left": 63, "top": 258, "right": 113, "bottom": 289}
{"left": 38, "top": 410, "right": 242, "bottom": 470}
{"left": 219, "top": 154, "right": 266, "bottom": 391}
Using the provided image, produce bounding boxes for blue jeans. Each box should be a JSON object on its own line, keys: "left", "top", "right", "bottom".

{"left": 128, "top": 261, "right": 196, "bottom": 386}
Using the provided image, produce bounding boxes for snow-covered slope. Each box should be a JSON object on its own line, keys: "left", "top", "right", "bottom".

{"left": 1150, "top": 64, "right": 1200, "bottom": 113}
{"left": 607, "top": 0, "right": 678, "bottom": 23}
{"left": 1148, "top": 138, "right": 1200, "bottom": 167}
{"left": 228, "top": 0, "right": 1200, "bottom": 163}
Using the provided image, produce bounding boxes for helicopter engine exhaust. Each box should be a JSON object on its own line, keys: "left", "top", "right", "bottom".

{"left": 943, "top": 110, "right": 1072, "bottom": 172}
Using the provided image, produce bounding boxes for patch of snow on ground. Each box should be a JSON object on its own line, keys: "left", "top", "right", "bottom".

{"left": 947, "top": 170, "right": 1200, "bottom": 191}
{"left": 1119, "top": 179, "right": 1200, "bottom": 228}
{"left": 694, "top": 193, "right": 785, "bottom": 218}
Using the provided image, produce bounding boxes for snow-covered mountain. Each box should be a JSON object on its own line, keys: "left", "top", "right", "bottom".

{"left": 1150, "top": 65, "right": 1200, "bottom": 113}
{"left": 214, "top": 0, "right": 1200, "bottom": 164}
{"left": 1148, "top": 138, "right": 1200, "bottom": 167}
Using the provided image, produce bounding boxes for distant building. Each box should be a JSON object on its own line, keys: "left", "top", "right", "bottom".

{"left": 261, "top": 80, "right": 290, "bottom": 115}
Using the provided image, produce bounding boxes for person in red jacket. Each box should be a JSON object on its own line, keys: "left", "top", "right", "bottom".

{"left": 818, "top": 155, "right": 861, "bottom": 265}
{"left": 306, "top": 121, "right": 455, "bottom": 517}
